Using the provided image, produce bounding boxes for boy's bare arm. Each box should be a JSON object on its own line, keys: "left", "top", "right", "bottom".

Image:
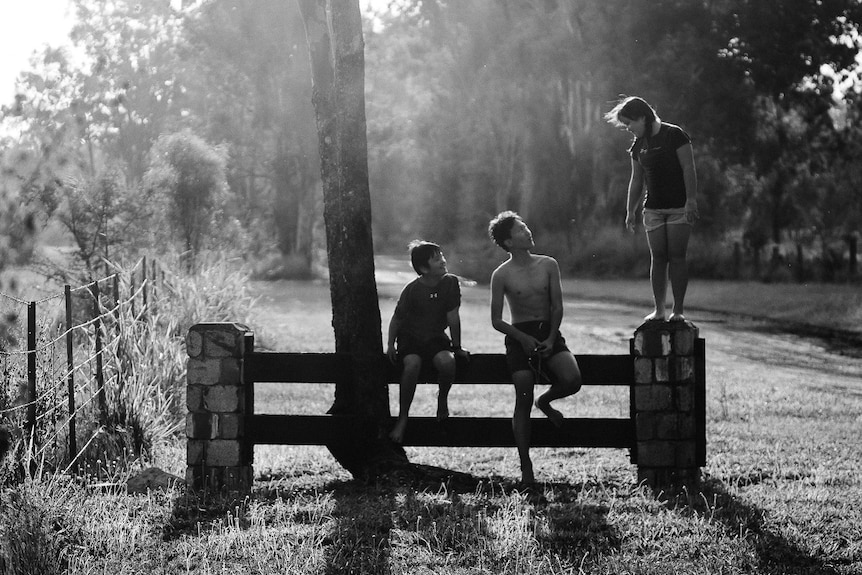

{"left": 491, "top": 266, "right": 536, "bottom": 352}
{"left": 386, "top": 314, "right": 401, "bottom": 362}
{"left": 540, "top": 258, "right": 564, "bottom": 350}
{"left": 446, "top": 307, "right": 468, "bottom": 356}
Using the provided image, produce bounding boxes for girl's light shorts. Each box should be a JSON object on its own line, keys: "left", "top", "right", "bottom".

{"left": 643, "top": 208, "right": 690, "bottom": 232}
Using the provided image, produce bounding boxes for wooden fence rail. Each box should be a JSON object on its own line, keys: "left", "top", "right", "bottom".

{"left": 245, "top": 352, "right": 636, "bottom": 449}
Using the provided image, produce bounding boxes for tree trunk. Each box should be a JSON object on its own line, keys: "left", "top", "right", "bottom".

{"left": 296, "top": 0, "right": 407, "bottom": 478}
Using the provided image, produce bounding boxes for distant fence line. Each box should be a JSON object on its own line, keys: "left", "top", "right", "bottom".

{"left": 0, "top": 257, "right": 163, "bottom": 470}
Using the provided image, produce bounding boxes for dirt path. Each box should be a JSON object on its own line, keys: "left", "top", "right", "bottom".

{"left": 250, "top": 256, "right": 862, "bottom": 386}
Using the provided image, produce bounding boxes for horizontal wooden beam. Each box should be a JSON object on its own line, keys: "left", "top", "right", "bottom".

{"left": 247, "top": 414, "right": 634, "bottom": 448}
{"left": 244, "top": 352, "right": 634, "bottom": 386}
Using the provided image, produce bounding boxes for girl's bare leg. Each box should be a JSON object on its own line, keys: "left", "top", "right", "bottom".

{"left": 646, "top": 226, "right": 669, "bottom": 321}
{"left": 666, "top": 223, "right": 691, "bottom": 321}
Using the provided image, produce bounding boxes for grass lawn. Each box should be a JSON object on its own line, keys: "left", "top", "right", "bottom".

{"left": 3, "top": 275, "right": 861, "bottom": 574}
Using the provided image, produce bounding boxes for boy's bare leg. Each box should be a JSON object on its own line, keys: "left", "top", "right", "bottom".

{"left": 433, "top": 350, "right": 456, "bottom": 421}
{"left": 535, "top": 352, "right": 582, "bottom": 428}
{"left": 667, "top": 224, "right": 691, "bottom": 321}
{"left": 390, "top": 355, "right": 421, "bottom": 443}
{"left": 512, "top": 370, "right": 536, "bottom": 484}
{"left": 645, "top": 227, "right": 669, "bottom": 321}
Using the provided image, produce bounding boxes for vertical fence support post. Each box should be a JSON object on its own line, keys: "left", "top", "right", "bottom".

{"left": 186, "top": 323, "right": 254, "bottom": 493}
{"left": 631, "top": 320, "right": 705, "bottom": 492}
{"left": 90, "top": 282, "right": 107, "bottom": 425}
{"left": 25, "top": 301, "right": 37, "bottom": 433}
{"left": 64, "top": 285, "right": 77, "bottom": 463}
{"left": 141, "top": 256, "right": 148, "bottom": 319}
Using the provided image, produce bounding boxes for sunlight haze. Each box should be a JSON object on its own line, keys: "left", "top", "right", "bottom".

{"left": 1, "top": 0, "right": 388, "bottom": 106}
{"left": 1, "top": 0, "right": 75, "bottom": 104}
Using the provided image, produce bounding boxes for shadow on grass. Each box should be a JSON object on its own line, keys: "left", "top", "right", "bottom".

{"left": 161, "top": 489, "right": 250, "bottom": 542}
{"left": 159, "top": 466, "right": 621, "bottom": 572}
{"left": 319, "top": 479, "right": 395, "bottom": 575}
{"left": 680, "top": 477, "right": 845, "bottom": 575}
{"left": 306, "top": 465, "right": 619, "bottom": 573}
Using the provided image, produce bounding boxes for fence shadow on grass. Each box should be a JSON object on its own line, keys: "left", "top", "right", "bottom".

{"left": 313, "top": 465, "right": 620, "bottom": 573}
{"left": 683, "top": 477, "right": 843, "bottom": 575}
{"left": 158, "top": 465, "right": 621, "bottom": 572}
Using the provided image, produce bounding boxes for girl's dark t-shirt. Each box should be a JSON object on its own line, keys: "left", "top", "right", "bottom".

{"left": 629, "top": 123, "right": 691, "bottom": 209}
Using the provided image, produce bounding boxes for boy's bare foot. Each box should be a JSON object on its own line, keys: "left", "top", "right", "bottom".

{"left": 535, "top": 397, "right": 564, "bottom": 428}
{"left": 668, "top": 312, "right": 686, "bottom": 322}
{"left": 644, "top": 309, "right": 666, "bottom": 322}
{"left": 389, "top": 418, "right": 407, "bottom": 444}
{"left": 436, "top": 391, "right": 450, "bottom": 421}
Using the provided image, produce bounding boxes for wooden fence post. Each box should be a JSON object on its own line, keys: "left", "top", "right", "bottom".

{"left": 90, "top": 282, "right": 107, "bottom": 425}
{"left": 64, "top": 285, "right": 77, "bottom": 463}
{"left": 631, "top": 320, "right": 704, "bottom": 492}
{"left": 25, "top": 301, "right": 36, "bottom": 433}
{"left": 186, "top": 323, "right": 254, "bottom": 493}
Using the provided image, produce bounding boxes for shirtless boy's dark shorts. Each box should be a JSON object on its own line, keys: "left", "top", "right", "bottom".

{"left": 504, "top": 320, "right": 570, "bottom": 374}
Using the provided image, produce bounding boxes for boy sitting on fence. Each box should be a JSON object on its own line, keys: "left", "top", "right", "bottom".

{"left": 387, "top": 240, "right": 469, "bottom": 444}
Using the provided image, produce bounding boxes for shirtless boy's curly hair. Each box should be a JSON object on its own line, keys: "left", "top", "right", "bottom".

{"left": 488, "top": 211, "right": 522, "bottom": 252}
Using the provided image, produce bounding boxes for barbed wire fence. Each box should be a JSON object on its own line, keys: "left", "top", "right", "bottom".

{"left": 0, "top": 256, "right": 164, "bottom": 473}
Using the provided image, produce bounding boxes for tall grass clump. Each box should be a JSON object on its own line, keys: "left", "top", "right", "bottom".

{"left": 0, "top": 471, "right": 87, "bottom": 575}
{"left": 98, "top": 255, "right": 256, "bottom": 465}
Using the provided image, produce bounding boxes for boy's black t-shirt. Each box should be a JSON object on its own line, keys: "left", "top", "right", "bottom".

{"left": 629, "top": 122, "right": 691, "bottom": 210}
{"left": 393, "top": 274, "right": 461, "bottom": 342}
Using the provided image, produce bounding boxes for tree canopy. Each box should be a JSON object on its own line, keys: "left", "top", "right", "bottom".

{"left": 1, "top": 0, "right": 860, "bottom": 281}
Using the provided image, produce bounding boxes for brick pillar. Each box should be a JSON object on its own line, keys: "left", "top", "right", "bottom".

{"left": 631, "top": 320, "right": 703, "bottom": 491}
{"left": 186, "top": 323, "right": 254, "bottom": 493}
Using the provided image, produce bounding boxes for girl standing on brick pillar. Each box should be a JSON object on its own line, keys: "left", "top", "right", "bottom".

{"left": 605, "top": 96, "right": 699, "bottom": 322}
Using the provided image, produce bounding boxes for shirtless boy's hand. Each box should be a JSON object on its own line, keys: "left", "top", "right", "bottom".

{"left": 516, "top": 333, "right": 540, "bottom": 355}
{"left": 534, "top": 336, "right": 556, "bottom": 356}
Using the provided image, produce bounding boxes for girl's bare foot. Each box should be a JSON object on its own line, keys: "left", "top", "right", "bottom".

{"left": 669, "top": 312, "right": 686, "bottom": 322}
{"left": 644, "top": 309, "right": 666, "bottom": 322}
{"left": 535, "top": 397, "right": 564, "bottom": 428}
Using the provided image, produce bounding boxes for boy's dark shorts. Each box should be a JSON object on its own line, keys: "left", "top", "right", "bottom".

{"left": 397, "top": 334, "right": 453, "bottom": 366}
{"left": 504, "top": 321, "right": 570, "bottom": 374}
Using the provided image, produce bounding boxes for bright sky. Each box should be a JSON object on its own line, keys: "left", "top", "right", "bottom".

{"left": 0, "top": 0, "right": 76, "bottom": 104}
{"left": 0, "top": 0, "right": 388, "bottom": 106}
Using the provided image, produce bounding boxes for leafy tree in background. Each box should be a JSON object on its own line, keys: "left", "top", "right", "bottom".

{"left": 2, "top": 0, "right": 860, "bottom": 281}
{"left": 66, "top": 0, "right": 188, "bottom": 185}
{"left": 55, "top": 170, "right": 128, "bottom": 275}
{"left": 363, "top": 0, "right": 861, "bottom": 271}
{"left": 185, "top": 0, "right": 322, "bottom": 266}
{"left": 143, "top": 130, "right": 228, "bottom": 267}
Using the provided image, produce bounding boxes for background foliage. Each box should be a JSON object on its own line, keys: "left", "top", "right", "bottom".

{"left": 0, "top": 0, "right": 860, "bottom": 281}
